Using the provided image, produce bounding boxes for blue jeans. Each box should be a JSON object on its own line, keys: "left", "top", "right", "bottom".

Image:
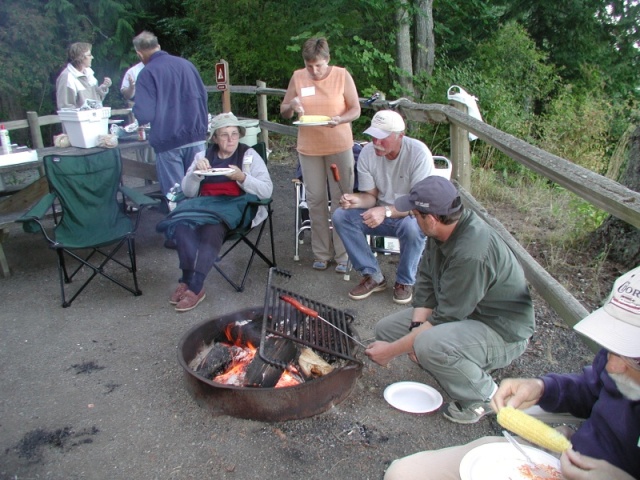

{"left": 155, "top": 143, "right": 205, "bottom": 195}
{"left": 332, "top": 207, "right": 426, "bottom": 285}
{"left": 375, "top": 311, "right": 529, "bottom": 405}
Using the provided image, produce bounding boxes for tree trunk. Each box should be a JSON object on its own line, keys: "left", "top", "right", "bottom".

{"left": 395, "top": 0, "right": 415, "bottom": 97}
{"left": 414, "top": 0, "right": 435, "bottom": 77}
{"left": 593, "top": 124, "right": 640, "bottom": 267}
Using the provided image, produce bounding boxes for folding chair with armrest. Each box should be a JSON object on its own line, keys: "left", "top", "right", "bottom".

{"left": 170, "top": 141, "right": 276, "bottom": 292}
{"left": 293, "top": 142, "right": 364, "bottom": 261}
{"left": 212, "top": 141, "right": 276, "bottom": 291}
{"left": 17, "top": 149, "right": 159, "bottom": 307}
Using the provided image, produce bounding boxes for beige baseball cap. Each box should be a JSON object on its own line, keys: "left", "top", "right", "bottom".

{"left": 363, "top": 110, "right": 405, "bottom": 139}
{"left": 574, "top": 265, "right": 640, "bottom": 357}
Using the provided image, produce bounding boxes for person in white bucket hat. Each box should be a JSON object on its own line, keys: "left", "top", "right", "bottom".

{"left": 382, "top": 266, "right": 640, "bottom": 480}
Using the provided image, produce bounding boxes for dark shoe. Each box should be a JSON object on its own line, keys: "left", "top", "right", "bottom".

{"left": 169, "top": 283, "right": 189, "bottom": 305}
{"left": 175, "top": 289, "right": 206, "bottom": 312}
{"left": 164, "top": 238, "right": 177, "bottom": 249}
{"left": 349, "top": 275, "right": 387, "bottom": 300}
{"left": 442, "top": 401, "right": 494, "bottom": 424}
{"left": 393, "top": 283, "right": 413, "bottom": 305}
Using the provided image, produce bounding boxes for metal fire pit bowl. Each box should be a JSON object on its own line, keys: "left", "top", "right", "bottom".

{"left": 177, "top": 307, "right": 363, "bottom": 422}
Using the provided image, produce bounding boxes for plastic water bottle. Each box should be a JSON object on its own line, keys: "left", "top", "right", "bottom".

{"left": 242, "top": 151, "right": 253, "bottom": 173}
{"left": 166, "top": 183, "right": 181, "bottom": 211}
{"left": 0, "top": 124, "right": 11, "bottom": 154}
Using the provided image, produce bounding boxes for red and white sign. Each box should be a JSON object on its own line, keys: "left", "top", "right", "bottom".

{"left": 215, "top": 62, "right": 228, "bottom": 91}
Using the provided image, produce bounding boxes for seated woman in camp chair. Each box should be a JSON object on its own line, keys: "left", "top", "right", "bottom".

{"left": 157, "top": 112, "right": 273, "bottom": 312}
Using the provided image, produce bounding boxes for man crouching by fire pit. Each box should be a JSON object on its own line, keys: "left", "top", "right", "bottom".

{"left": 157, "top": 113, "right": 273, "bottom": 312}
{"left": 365, "top": 176, "right": 534, "bottom": 424}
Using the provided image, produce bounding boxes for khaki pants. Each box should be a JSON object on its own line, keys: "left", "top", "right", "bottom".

{"left": 298, "top": 148, "right": 354, "bottom": 264}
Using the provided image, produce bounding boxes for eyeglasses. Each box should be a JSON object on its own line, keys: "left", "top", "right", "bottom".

{"left": 216, "top": 131, "right": 240, "bottom": 141}
{"left": 410, "top": 209, "right": 429, "bottom": 219}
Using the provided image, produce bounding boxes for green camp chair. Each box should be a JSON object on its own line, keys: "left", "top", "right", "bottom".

{"left": 17, "top": 149, "right": 159, "bottom": 307}
{"left": 164, "top": 141, "right": 276, "bottom": 292}
{"left": 212, "top": 141, "right": 276, "bottom": 291}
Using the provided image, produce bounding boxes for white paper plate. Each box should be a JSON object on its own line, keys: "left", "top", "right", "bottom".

{"left": 383, "top": 381, "right": 443, "bottom": 414}
{"left": 459, "top": 443, "right": 561, "bottom": 480}
{"left": 293, "top": 121, "right": 330, "bottom": 126}
{"left": 194, "top": 168, "right": 235, "bottom": 176}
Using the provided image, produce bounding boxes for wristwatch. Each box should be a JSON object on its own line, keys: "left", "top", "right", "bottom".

{"left": 384, "top": 206, "right": 392, "bottom": 218}
{"left": 409, "top": 322, "right": 424, "bottom": 331}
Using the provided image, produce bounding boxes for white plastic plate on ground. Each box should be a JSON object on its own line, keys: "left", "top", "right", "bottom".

{"left": 293, "top": 121, "right": 330, "bottom": 126}
{"left": 194, "top": 168, "right": 235, "bottom": 176}
{"left": 459, "top": 443, "right": 561, "bottom": 480}
{"left": 383, "top": 381, "right": 443, "bottom": 414}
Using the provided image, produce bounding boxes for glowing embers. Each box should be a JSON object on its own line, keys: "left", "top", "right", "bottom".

{"left": 189, "top": 319, "right": 336, "bottom": 389}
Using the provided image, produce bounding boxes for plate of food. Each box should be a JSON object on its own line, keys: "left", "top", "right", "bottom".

{"left": 383, "top": 381, "right": 443, "bottom": 414}
{"left": 194, "top": 167, "right": 235, "bottom": 176}
{"left": 459, "top": 443, "right": 562, "bottom": 480}
{"left": 293, "top": 115, "right": 332, "bottom": 126}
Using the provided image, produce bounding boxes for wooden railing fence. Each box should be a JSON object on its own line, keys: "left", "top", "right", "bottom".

{"left": 4, "top": 81, "right": 640, "bottom": 351}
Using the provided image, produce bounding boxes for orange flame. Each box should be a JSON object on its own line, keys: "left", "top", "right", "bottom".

{"left": 213, "top": 329, "right": 300, "bottom": 388}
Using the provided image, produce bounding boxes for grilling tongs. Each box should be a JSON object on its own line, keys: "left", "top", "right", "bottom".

{"left": 279, "top": 295, "right": 367, "bottom": 349}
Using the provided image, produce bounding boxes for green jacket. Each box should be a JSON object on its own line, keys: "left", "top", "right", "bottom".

{"left": 413, "top": 209, "right": 534, "bottom": 343}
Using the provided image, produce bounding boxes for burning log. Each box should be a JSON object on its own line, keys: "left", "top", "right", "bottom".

{"left": 244, "top": 337, "right": 298, "bottom": 388}
{"left": 192, "top": 343, "right": 232, "bottom": 379}
{"left": 223, "top": 319, "right": 262, "bottom": 347}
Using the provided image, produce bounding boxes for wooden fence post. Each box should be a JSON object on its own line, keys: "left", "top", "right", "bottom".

{"left": 256, "top": 80, "right": 269, "bottom": 149}
{"left": 26, "top": 111, "right": 44, "bottom": 149}
{"left": 448, "top": 101, "right": 471, "bottom": 191}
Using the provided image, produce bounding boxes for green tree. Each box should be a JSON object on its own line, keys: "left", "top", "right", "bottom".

{"left": 0, "top": 0, "right": 147, "bottom": 122}
{"left": 497, "top": 0, "right": 640, "bottom": 100}
{"left": 0, "top": 1, "right": 64, "bottom": 118}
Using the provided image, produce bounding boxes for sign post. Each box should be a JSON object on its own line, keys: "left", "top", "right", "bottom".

{"left": 215, "top": 59, "right": 231, "bottom": 113}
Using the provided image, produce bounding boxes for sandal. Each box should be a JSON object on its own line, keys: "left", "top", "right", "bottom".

{"left": 335, "top": 263, "right": 348, "bottom": 274}
{"left": 312, "top": 260, "right": 329, "bottom": 270}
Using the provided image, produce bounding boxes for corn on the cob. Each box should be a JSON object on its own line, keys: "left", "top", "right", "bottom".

{"left": 497, "top": 406, "right": 572, "bottom": 453}
{"left": 299, "top": 115, "right": 331, "bottom": 123}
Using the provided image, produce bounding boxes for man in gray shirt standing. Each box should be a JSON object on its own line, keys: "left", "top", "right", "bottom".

{"left": 365, "top": 176, "right": 535, "bottom": 424}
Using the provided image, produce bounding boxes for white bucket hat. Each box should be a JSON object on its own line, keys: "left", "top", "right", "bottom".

{"left": 574, "top": 265, "right": 640, "bottom": 358}
{"left": 208, "top": 112, "right": 246, "bottom": 140}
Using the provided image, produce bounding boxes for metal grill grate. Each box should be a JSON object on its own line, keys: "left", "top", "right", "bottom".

{"left": 259, "top": 268, "right": 361, "bottom": 367}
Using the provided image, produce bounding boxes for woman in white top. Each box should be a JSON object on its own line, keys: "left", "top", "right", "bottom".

{"left": 55, "top": 42, "right": 112, "bottom": 110}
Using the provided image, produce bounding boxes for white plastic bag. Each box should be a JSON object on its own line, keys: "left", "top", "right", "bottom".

{"left": 447, "top": 85, "right": 483, "bottom": 141}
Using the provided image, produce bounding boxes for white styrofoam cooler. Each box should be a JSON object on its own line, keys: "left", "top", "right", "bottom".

{"left": 239, "top": 119, "right": 260, "bottom": 146}
{"left": 57, "top": 107, "right": 111, "bottom": 148}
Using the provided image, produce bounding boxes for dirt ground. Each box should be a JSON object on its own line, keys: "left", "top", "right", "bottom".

{"left": 0, "top": 161, "right": 620, "bottom": 480}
